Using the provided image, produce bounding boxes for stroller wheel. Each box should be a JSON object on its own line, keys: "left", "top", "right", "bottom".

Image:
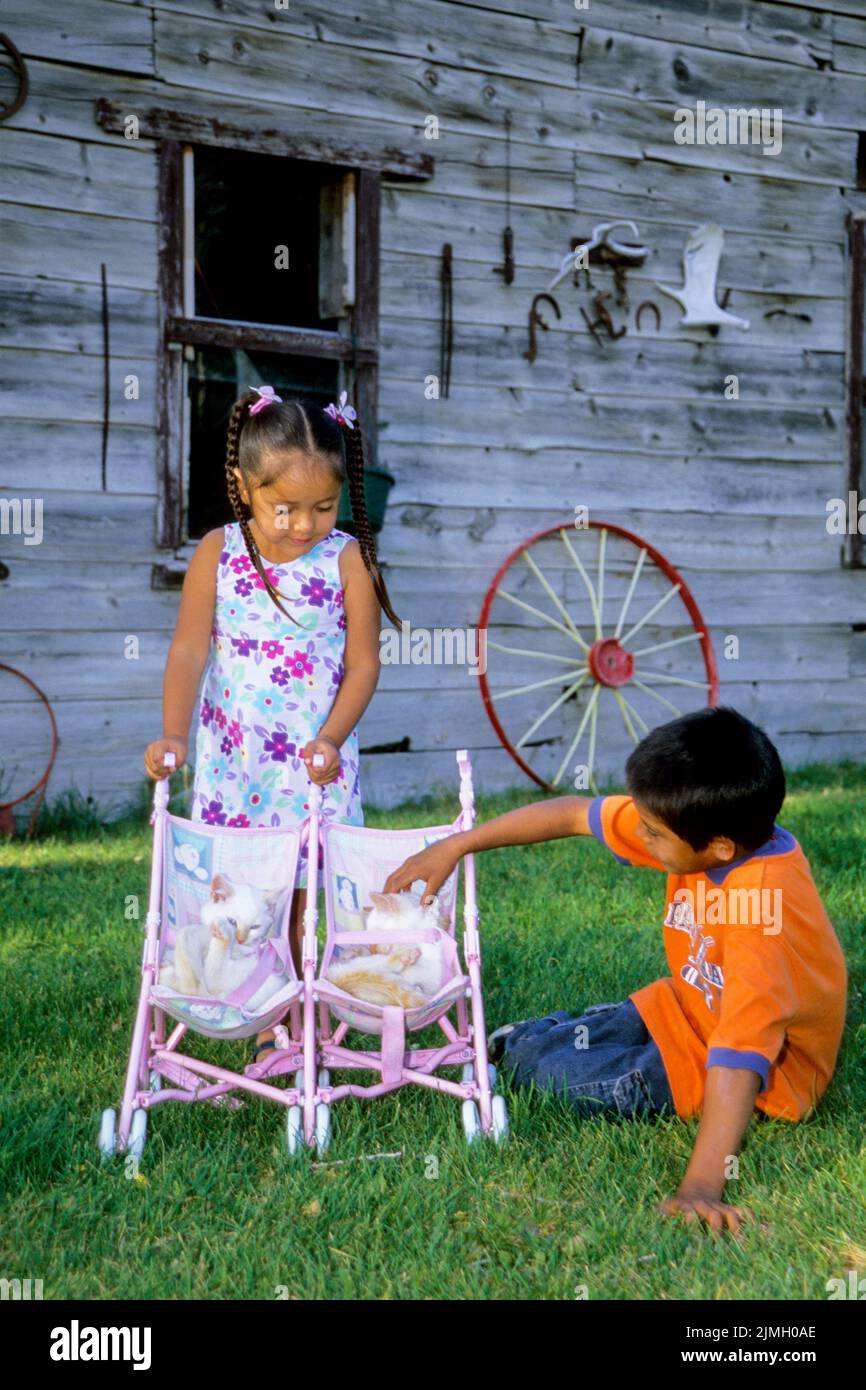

{"left": 315, "top": 1103, "right": 331, "bottom": 1157}
{"left": 148, "top": 1070, "right": 162, "bottom": 1092}
{"left": 128, "top": 1108, "right": 148, "bottom": 1161}
{"left": 317, "top": 1069, "right": 331, "bottom": 1088}
{"left": 491, "top": 1094, "right": 510, "bottom": 1145}
{"left": 98, "top": 1108, "right": 116, "bottom": 1160}
{"left": 293, "top": 1069, "right": 304, "bottom": 1095}
{"left": 461, "top": 1062, "right": 497, "bottom": 1092}
{"left": 286, "top": 1105, "right": 303, "bottom": 1157}
{"left": 461, "top": 1099, "right": 481, "bottom": 1146}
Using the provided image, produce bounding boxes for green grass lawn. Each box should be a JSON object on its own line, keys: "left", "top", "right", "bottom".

{"left": 1, "top": 764, "right": 863, "bottom": 1300}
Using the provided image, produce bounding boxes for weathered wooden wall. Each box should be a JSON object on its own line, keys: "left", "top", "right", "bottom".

{"left": 1, "top": 0, "right": 865, "bottom": 815}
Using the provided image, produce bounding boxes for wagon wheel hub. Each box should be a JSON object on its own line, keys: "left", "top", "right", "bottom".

{"left": 588, "top": 637, "right": 634, "bottom": 688}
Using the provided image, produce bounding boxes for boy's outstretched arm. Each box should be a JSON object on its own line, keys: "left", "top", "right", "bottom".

{"left": 659, "top": 1066, "right": 761, "bottom": 1236}
{"left": 382, "top": 796, "right": 593, "bottom": 901}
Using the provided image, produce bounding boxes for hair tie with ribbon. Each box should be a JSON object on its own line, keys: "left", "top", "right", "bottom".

{"left": 248, "top": 384, "right": 283, "bottom": 416}
{"left": 324, "top": 390, "right": 357, "bottom": 430}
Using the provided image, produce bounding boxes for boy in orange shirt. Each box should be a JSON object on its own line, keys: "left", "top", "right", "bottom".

{"left": 383, "top": 708, "right": 847, "bottom": 1235}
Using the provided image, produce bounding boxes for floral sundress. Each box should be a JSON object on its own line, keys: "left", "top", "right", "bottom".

{"left": 191, "top": 523, "right": 363, "bottom": 878}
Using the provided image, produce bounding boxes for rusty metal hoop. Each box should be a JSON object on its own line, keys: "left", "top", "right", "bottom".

{"left": 0, "top": 33, "right": 29, "bottom": 122}
{"left": 0, "top": 663, "right": 59, "bottom": 836}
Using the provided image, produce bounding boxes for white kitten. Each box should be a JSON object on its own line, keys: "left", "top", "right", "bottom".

{"left": 160, "top": 873, "right": 282, "bottom": 1004}
{"left": 325, "top": 890, "right": 449, "bottom": 1007}
{"left": 203, "top": 917, "right": 289, "bottom": 1013}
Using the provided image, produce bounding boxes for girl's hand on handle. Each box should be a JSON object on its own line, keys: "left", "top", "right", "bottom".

{"left": 383, "top": 835, "right": 465, "bottom": 903}
{"left": 303, "top": 735, "right": 341, "bottom": 785}
{"left": 144, "top": 736, "right": 188, "bottom": 781}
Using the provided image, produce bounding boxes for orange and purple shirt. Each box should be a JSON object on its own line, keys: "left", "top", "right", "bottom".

{"left": 589, "top": 795, "right": 847, "bottom": 1121}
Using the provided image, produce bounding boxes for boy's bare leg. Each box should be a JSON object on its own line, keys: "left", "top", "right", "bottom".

{"left": 253, "top": 889, "right": 304, "bottom": 1062}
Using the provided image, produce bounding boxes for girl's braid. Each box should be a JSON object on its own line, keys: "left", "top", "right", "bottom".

{"left": 342, "top": 419, "right": 401, "bottom": 628}
{"left": 224, "top": 392, "right": 297, "bottom": 623}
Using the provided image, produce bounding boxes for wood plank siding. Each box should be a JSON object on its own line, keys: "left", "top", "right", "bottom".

{"left": 1, "top": 0, "right": 865, "bottom": 815}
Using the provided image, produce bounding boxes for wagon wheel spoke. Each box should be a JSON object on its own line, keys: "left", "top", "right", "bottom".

{"left": 552, "top": 683, "right": 601, "bottom": 787}
{"left": 630, "top": 631, "right": 703, "bottom": 660}
{"left": 522, "top": 549, "right": 589, "bottom": 651}
{"left": 631, "top": 679, "right": 683, "bottom": 718}
{"left": 559, "top": 528, "right": 602, "bottom": 640}
{"left": 596, "top": 528, "right": 607, "bottom": 638}
{"left": 618, "top": 689, "right": 651, "bottom": 737}
{"left": 585, "top": 688, "right": 600, "bottom": 791}
{"left": 493, "top": 669, "right": 590, "bottom": 701}
{"left": 619, "top": 582, "right": 683, "bottom": 646}
{"left": 614, "top": 689, "right": 639, "bottom": 744}
{"left": 636, "top": 670, "right": 712, "bottom": 690}
{"left": 516, "top": 672, "right": 590, "bottom": 749}
{"left": 614, "top": 547, "right": 647, "bottom": 638}
{"left": 497, "top": 587, "right": 588, "bottom": 650}
{"left": 487, "top": 640, "right": 586, "bottom": 667}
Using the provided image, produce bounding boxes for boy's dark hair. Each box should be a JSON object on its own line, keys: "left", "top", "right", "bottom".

{"left": 624, "top": 707, "right": 785, "bottom": 851}
{"left": 224, "top": 392, "right": 400, "bottom": 627}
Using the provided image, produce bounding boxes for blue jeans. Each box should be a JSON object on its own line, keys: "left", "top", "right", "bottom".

{"left": 500, "top": 999, "right": 675, "bottom": 1118}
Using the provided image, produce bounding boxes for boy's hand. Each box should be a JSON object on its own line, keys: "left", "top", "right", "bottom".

{"left": 663, "top": 1067, "right": 761, "bottom": 1237}
{"left": 659, "top": 1187, "right": 754, "bottom": 1236}
{"left": 383, "top": 836, "right": 465, "bottom": 902}
{"left": 144, "top": 736, "right": 188, "bottom": 780}
{"left": 303, "top": 736, "right": 341, "bottom": 785}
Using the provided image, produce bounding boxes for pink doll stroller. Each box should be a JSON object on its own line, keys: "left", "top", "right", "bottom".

{"left": 295, "top": 748, "right": 508, "bottom": 1154}
{"left": 99, "top": 749, "right": 507, "bottom": 1161}
{"left": 98, "top": 749, "right": 307, "bottom": 1163}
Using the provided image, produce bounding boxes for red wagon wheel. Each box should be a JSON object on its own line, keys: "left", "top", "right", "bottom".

{"left": 477, "top": 521, "right": 718, "bottom": 792}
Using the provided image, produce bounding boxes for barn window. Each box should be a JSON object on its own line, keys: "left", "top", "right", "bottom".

{"left": 183, "top": 147, "right": 350, "bottom": 538}
{"left": 153, "top": 141, "right": 377, "bottom": 575}
{"left": 94, "top": 102, "right": 432, "bottom": 584}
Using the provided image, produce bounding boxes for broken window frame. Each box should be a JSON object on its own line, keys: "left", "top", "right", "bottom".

{"left": 93, "top": 102, "right": 432, "bottom": 582}
{"left": 845, "top": 211, "right": 866, "bottom": 569}
{"left": 155, "top": 139, "right": 379, "bottom": 573}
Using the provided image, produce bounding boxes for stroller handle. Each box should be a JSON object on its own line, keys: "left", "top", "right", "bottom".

{"left": 153, "top": 748, "right": 324, "bottom": 822}
{"left": 161, "top": 751, "right": 323, "bottom": 772}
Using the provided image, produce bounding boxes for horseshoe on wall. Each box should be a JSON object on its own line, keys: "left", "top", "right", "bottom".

{"left": 635, "top": 300, "right": 662, "bottom": 332}
{"left": 0, "top": 33, "right": 29, "bottom": 122}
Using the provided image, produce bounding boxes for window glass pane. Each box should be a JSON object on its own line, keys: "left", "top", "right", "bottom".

{"left": 194, "top": 146, "right": 341, "bottom": 331}
{"left": 186, "top": 347, "right": 340, "bottom": 539}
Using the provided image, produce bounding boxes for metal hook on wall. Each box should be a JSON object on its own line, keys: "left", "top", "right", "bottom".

{"left": 580, "top": 291, "right": 627, "bottom": 346}
{"left": 492, "top": 109, "right": 515, "bottom": 285}
{"left": 524, "top": 292, "right": 561, "bottom": 364}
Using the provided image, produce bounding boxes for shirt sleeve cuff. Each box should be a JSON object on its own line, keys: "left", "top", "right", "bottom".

{"left": 588, "top": 796, "right": 631, "bottom": 865}
{"left": 706, "top": 1046, "right": 770, "bottom": 1092}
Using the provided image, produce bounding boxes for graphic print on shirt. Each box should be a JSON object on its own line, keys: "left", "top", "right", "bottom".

{"left": 664, "top": 896, "right": 725, "bottom": 1012}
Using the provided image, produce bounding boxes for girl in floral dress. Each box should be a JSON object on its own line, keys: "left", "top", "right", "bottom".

{"left": 144, "top": 387, "right": 400, "bottom": 1061}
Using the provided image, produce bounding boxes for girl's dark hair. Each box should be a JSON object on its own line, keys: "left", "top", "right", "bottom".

{"left": 624, "top": 706, "right": 786, "bottom": 851}
{"left": 224, "top": 391, "right": 400, "bottom": 627}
